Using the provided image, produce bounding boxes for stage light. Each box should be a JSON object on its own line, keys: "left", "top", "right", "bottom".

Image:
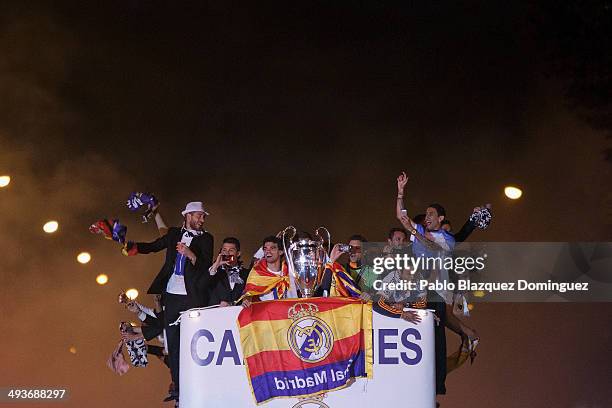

{"left": 473, "top": 290, "right": 485, "bottom": 298}
{"left": 0, "top": 175, "right": 10, "bottom": 188}
{"left": 43, "top": 220, "right": 59, "bottom": 233}
{"left": 96, "top": 274, "right": 108, "bottom": 285}
{"left": 125, "top": 288, "right": 139, "bottom": 300}
{"left": 77, "top": 252, "right": 91, "bottom": 264}
{"left": 69, "top": 346, "right": 77, "bottom": 354}
{"left": 189, "top": 310, "right": 200, "bottom": 318}
{"left": 504, "top": 186, "right": 523, "bottom": 199}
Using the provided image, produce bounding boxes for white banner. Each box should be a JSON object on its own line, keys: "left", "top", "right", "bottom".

{"left": 180, "top": 305, "right": 435, "bottom": 408}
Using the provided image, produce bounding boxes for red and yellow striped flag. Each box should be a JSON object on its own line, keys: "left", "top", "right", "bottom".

{"left": 241, "top": 260, "right": 290, "bottom": 300}
{"left": 237, "top": 297, "right": 373, "bottom": 404}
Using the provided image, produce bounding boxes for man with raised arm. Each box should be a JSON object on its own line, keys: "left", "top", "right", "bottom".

{"left": 125, "top": 201, "right": 214, "bottom": 404}
{"left": 394, "top": 172, "right": 477, "bottom": 399}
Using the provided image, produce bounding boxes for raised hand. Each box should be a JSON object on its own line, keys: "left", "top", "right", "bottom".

{"left": 177, "top": 242, "right": 197, "bottom": 264}
{"left": 329, "top": 244, "right": 344, "bottom": 263}
{"left": 399, "top": 215, "right": 414, "bottom": 231}
{"left": 397, "top": 171, "right": 408, "bottom": 193}
{"left": 211, "top": 253, "right": 230, "bottom": 273}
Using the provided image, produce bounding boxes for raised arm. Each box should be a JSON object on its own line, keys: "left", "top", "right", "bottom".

{"left": 195, "top": 233, "right": 214, "bottom": 281}
{"left": 396, "top": 171, "right": 416, "bottom": 230}
{"left": 135, "top": 233, "right": 169, "bottom": 254}
{"left": 152, "top": 205, "right": 168, "bottom": 236}
{"left": 395, "top": 172, "right": 443, "bottom": 252}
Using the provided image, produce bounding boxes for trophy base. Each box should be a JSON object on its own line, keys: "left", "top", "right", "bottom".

{"left": 300, "top": 289, "right": 315, "bottom": 298}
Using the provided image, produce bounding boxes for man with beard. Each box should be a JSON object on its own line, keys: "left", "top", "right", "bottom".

{"left": 126, "top": 201, "right": 214, "bottom": 404}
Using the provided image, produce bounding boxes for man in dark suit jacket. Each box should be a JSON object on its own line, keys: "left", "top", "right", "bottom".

{"left": 132, "top": 201, "right": 214, "bottom": 403}
{"left": 209, "top": 237, "right": 249, "bottom": 305}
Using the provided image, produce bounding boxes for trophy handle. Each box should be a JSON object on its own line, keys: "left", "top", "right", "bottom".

{"left": 282, "top": 226, "right": 297, "bottom": 277}
{"left": 315, "top": 226, "right": 332, "bottom": 256}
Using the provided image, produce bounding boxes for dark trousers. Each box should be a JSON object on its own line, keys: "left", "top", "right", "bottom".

{"left": 163, "top": 292, "right": 190, "bottom": 394}
{"left": 427, "top": 293, "right": 448, "bottom": 395}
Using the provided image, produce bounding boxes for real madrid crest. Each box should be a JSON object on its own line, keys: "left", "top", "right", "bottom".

{"left": 287, "top": 303, "right": 334, "bottom": 363}
{"left": 291, "top": 394, "right": 331, "bottom": 408}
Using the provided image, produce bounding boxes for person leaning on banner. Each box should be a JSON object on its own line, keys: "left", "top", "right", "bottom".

{"left": 209, "top": 237, "right": 250, "bottom": 306}
{"left": 122, "top": 201, "right": 214, "bottom": 404}
{"left": 314, "top": 243, "right": 363, "bottom": 298}
{"left": 241, "top": 236, "right": 299, "bottom": 307}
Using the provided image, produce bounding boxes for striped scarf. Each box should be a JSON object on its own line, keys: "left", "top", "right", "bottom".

{"left": 325, "top": 262, "right": 362, "bottom": 298}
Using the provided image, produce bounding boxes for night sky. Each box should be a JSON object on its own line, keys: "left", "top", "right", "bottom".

{"left": 1, "top": 1, "right": 611, "bottom": 407}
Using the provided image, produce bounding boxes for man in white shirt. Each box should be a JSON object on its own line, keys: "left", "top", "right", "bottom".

{"left": 130, "top": 201, "right": 214, "bottom": 403}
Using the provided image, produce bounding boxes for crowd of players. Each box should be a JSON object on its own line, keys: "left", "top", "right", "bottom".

{"left": 106, "top": 172, "right": 492, "bottom": 406}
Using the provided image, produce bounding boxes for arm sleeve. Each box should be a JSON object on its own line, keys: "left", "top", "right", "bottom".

{"left": 195, "top": 234, "right": 215, "bottom": 289}
{"left": 453, "top": 219, "right": 476, "bottom": 243}
{"left": 135, "top": 233, "right": 169, "bottom": 254}
{"left": 210, "top": 279, "right": 231, "bottom": 304}
{"left": 142, "top": 322, "right": 164, "bottom": 341}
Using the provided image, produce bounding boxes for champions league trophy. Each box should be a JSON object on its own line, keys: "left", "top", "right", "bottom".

{"left": 282, "top": 226, "right": 331, "bottom": 298}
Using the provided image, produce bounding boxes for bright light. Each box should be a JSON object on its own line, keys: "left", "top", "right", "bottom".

{"left": 467, "top": 303, "right": 474, "bottom": 311}
{"left": 69, "top": 346, "right": 77, "bottom": 354}
{"left": 77, "top": 252, "right": 91, "bottom": 264}
{"left": 0, "top": 175, "right": 10, "bottom": 188}
{"left": 96, "top": 274, "right": 109, "bottom": 285}
{"left": 189, "top": 310, "right": 200, "bottom": 318}
{"left": 473, "top": 290, "right": 485, "bottom": 298}
{"left": 43, "top": 220, "right": 59, "bottom": 233}
{"left": 504, "top": 186, "right": 523, "bottom": 200}
{"left": 125, "top": 288, "right": 139, "bottom": 300}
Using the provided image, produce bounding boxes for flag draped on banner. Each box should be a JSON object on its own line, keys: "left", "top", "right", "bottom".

{"left": 240, "top": 260, "right": 290, "bottom": 300}
{"left": 325, "top": 262, "right": 362, "bottom": 298}
{"left": 237, "top": 297, "right": 373, "bottom": 404}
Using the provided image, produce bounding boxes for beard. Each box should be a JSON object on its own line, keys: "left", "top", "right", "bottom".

{"left": 187, "top": 219, "right": 204, "bottom": 231}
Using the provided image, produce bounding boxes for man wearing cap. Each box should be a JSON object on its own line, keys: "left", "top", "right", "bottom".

{"left": 127, "top": 201, "right": 214, "bottom": 403}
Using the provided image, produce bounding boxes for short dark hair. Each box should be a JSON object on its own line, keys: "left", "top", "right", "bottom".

{"left": 262, "top": 236, "right": 283, "bottom": 249}
{"left": 222, "top": 237, "right": 241, "bottom": 251}
{"left": 413, "top": 214, "right": 426, "bottom": 224}
{"left": 428, "top": 203, "right": 446, "bottom": 217}
{"left": 388, "top": 227, "right": 408, "bottom": 240}
{"left": 348, "top": 234, "right": 367, "bottom": 242}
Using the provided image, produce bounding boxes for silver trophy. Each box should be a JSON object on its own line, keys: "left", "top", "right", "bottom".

{"left": 282, "top": 226, "right": 331, "bottom": 298}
